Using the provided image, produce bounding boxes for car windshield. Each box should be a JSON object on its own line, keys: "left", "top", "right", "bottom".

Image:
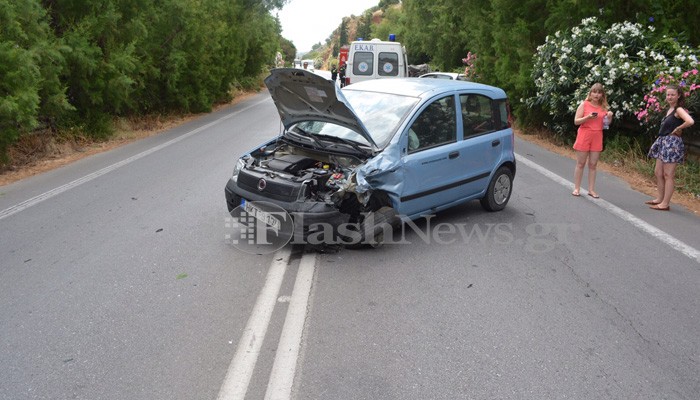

{"left": 291, "top": 91, "right": 418, "bottom": 149}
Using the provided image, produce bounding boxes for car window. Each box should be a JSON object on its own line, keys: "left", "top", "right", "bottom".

{"left": 378, "top": 52, "right": 399, "bottom": 76}
{"left": 407, "top": 95, "right": 457, "bottom": 152}
{"left": 460, "top": 94, "right": 496, "bottom": 139}
{"left": 435, "top": 74, "right": 453, "bottom": 80}
{"left": 496, "top": 99, "right": 510, "bottom": 129}
{"left": 352, "top": 52, "right": 374, "bottom": 76}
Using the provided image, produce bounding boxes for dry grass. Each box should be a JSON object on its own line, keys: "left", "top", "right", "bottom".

{"left": 0, "top": 91, "right": 258, "bottom": 187}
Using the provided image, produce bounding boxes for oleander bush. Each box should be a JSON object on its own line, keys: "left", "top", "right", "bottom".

{"left": 527, "top": 17, "right": 700, "bottom": 138}
{"left": 636, "top": 68, "right": 700, "bottom": 136}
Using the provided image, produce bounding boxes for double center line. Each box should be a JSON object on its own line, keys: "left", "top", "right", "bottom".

{"left": 217, "top": 248, "right": 317, "bottom": 400}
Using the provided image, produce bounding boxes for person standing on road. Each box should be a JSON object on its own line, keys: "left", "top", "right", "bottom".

{"left": 646, "top": 84, "right": 694, "bottom": 211}
{"left": 338, "top": 63, "right": 347, "bottom": 88}
{"left": 572, "top": 83, "right": 613, "bottom": 198}
{"left": 331, "top": 64, "right": 338, "bottom": 85}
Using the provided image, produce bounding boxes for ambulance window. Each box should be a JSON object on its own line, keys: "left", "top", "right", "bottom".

{"left": 353, "top": 52, "right": 373, "bottom": 76}
{"left": 378, "top": 52, "right": 399, "bottom": 76}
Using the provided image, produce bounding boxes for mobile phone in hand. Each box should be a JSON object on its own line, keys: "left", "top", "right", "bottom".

{"left": 591, "top": 112, "right": 598, "bottom": 116}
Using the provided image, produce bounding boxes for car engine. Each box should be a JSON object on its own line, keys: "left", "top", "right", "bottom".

{"left": 239, "top": 143, "right": 364, "bottom": 205}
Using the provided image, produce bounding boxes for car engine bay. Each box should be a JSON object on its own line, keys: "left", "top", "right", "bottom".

{"left": 241, "top": 142, "right": 367, "bottom": 206}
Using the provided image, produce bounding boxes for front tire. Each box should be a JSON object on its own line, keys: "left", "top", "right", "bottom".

{"left": 345, "top": 206, "right": 398, "bottom": 249}
{"left": 480, "top": 166, "right": 513, "bottom": 211}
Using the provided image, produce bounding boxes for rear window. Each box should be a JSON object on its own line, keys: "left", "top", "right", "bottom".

{"left": 378, "top": 52, "right": 399, "bottom": 76}
{"left": 352, "top": 52, "right": 374, "bottom": 76}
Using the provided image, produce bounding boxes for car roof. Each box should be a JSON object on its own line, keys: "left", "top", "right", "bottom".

{"left": 420, "top": 72, "right": 459, "bottom": 78}
{"left": 343, "top": 78, "right": 507, "bottom": 99}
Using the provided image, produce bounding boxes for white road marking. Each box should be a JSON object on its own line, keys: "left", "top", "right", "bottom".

{"left": 217, "top": 247, "right": 292, "bottom": 400}
{"left": 264, "top": 252, "right": 317, "bottom": 400}
{"left": 0, "top": 98, "right": 270, "bottom": 221}
{"left": 516, "top": 153, "right": 700, "bottom": 263}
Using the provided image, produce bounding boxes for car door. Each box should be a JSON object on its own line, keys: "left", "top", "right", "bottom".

{"left": 398, "top": 94, "right": 465, "bottom": 217}
{"left": 456, "top": 92, "right": 506, "bottom": 197}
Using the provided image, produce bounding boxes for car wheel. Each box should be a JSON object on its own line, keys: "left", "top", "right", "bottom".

{"left": 480, "top": 166, "right": 513, "bottom": 212}
{"left": 345, "top": 206, "right": 398, "bottom": 249}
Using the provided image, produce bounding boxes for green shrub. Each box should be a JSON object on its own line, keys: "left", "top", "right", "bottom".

{"left": 527, "top": 17, "right": 700, "bottom": 138}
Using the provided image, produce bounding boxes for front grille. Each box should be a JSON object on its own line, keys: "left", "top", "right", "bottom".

{"left": 237, "top": 170, "right": 303, "bottom": 202}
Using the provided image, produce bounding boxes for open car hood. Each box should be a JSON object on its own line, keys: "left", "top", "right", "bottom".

{"left": 264, "top": 68, "right": 378, "bottom": 148}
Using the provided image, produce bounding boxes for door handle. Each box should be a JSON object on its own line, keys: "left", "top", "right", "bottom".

{"left": 491, "top": 140, "right": 501, "bottom": 147}
{"left": 449, "top": 151, "right": 459, "bottom": 159}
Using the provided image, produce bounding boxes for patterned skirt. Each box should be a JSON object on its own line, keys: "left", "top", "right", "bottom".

{"left": 648, "top": 135, "right": 686, "bottom": 164}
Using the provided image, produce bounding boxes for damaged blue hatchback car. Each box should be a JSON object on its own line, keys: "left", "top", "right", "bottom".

{"left": 225, "top": 68, "right": 515, "bottom": 245}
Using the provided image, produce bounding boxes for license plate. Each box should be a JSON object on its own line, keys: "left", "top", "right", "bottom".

{"left": 242, "top": 200, "right": 281, "bottom": 234}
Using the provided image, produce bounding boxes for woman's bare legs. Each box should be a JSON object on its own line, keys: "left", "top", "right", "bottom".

{"left": 653, "top": 159, "right": 665, "bottom": 203}
{"left": 587, "top": 151, "right": 601, "bottom": 197}
{"left": 573, "top": 151, "right": 589, "bottom": 195}
{"left": 658, "top": 162, "right": 677, "bottom": 208}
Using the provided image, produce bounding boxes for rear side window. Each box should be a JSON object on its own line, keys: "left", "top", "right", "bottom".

{"left": 378, "top": 52, "right": 399, "bottom": 76}
{"left": 460, "top": 94, "right": 496, "bottom": 139}
{"left": 497, "top": 99, "right": 511, "bottom": 129}
{"left": 352, "top": 52, "right": 374, "bottom": 76}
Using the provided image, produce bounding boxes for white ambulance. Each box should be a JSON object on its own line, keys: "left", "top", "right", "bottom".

{"left": 345, "top": 35, "right": 408, "bottom": 86}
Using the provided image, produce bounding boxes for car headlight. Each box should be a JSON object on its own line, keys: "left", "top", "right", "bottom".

{"left": 231, "top": 158, "right": 246, "bottom": 181}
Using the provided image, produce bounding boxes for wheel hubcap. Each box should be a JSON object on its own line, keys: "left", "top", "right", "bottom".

{"left": 494, "top": 174, "right": 511, "bottom": 205}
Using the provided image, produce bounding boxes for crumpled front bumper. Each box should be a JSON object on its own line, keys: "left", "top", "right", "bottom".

{"left": 225, "top": 178, "right": 350, "bottom": 240}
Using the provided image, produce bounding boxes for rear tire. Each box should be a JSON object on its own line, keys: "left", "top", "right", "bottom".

{"left": 480, "top": 166, "right": 513, "bottom": 211}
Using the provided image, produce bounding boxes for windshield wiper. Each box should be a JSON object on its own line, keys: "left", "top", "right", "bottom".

{"left": 286, "top": 128, "right": 371, "bottom": 156}
{"left": 285, "top": 128, "right": 325, "bottom": 149}
{"left": 317, "top": 135, "right": 370, "bottom": 155}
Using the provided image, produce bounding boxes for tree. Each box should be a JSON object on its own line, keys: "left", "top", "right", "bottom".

{"left": 378, "top": 0, "right": 400, "bottom": 9}
{"left": 371, "top": 4, "right": 406, "bottom": 50}
{"left": 355, "top": 11, "right": 374, "bottom": 42}
{"left": 279, "top": 36, "right": 297, "bottom": 67}
{"left": 339, "top": 17, "right": 349, "bottom": 45}
{"left": 0, "top": 0, "right": 70, "bottom": 159}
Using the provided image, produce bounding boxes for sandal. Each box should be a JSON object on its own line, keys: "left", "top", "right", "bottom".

{"left": 588, "top": 192, "right": 600, "bottom": 199}
{"left": 644, "top": 200, "right": 661, "bottom": 205}
{"left": 572, "top": 190, "right": 580, "bottom": 197}
{"left": 649, "top": 205, "right": 670, "bottom": 211}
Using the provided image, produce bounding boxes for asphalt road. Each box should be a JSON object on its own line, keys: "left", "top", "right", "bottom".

{"left": 0, "top": 84, "right": 698, "bottom": 400}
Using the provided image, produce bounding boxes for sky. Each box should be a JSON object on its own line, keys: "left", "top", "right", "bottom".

{"left": 276, "top": 0, "right": 380, "bottom": 54}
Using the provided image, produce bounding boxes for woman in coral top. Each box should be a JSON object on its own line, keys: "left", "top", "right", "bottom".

{"left": 572, "top": 83, "right": 613, "bottom": 198}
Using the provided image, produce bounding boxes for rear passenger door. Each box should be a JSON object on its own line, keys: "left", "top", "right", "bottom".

{"left": 456, "top": 93, "right": 507, "bottom": 196}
